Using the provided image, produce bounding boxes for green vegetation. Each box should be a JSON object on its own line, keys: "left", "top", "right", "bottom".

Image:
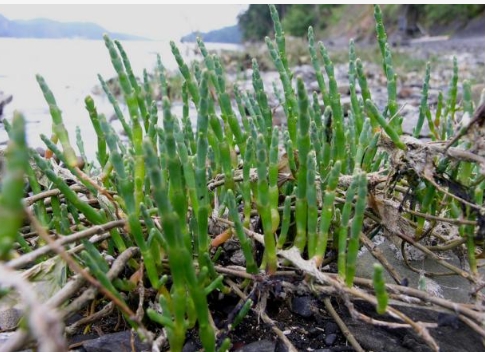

{"left": 1, "top": 5, "right": 485, "bottom": 352}
{"left": 238, "top": 4, "right": 340, "bottom": 40}
{"left": 238, "top": 4, "right": 485, "bottom": 41}
{"left": 238, "top": 4, "right": 288, "bottom": 41}
{"left": 281, "top": 5, "right": 338, "bottom": 37}
{"left": 419, "top": 4, "right": 485, "bottom": 26}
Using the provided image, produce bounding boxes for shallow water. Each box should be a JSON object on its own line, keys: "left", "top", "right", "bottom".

{"left": 0, "top": 37, "right": 240, "bottom": 160}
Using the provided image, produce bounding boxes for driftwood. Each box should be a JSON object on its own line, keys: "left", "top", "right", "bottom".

{"left": 0, "top": 92, "right": 12, "bottom": 116}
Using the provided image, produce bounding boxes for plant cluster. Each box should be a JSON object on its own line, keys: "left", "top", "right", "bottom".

{"left": 0, "top": 5, "right": 484, "bottom": 352}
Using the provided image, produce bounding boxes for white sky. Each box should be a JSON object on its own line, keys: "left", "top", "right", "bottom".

{"left": 0, "top": 4, "right": 249, "bottom": 41}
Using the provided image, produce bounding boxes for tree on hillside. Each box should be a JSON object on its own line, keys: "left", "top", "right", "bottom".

{"left": 282, "top": 5, "right": 338, "bottom": 37}
{"left": 238, "top": 5, "right": 339, "bottom": 41}
{"left": 238, "top": 4, "right": 288, "bottom": 41}
{"left": 238, "top": 4, "right": 485, "bottom": 42}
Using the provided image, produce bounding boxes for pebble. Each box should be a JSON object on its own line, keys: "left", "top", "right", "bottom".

{"left": 81, "top": 331, "right": 149, "bottom": 352}
{"left": 182, "top": 339, "right": 198, "bottom": 352}
{"left": 324, "top": 321, "right": 338, "bottom": 334}
{"left": 229, "top": 249, "right": 246, "bottom": 266}
{"left": 290, "top": 295, "right": 314, "bottom": 318}
{"left": 274, "top": 339, "right": 289, "bottom": 352}
{"left": 324, "top": 333, "right": 337, "bottom": 346}
{"left": 234, "top": 339, "right": 275, "bottom": 352}
{"left": 0, "top": 307, "right": 23, "bottom": 331}
{"left": 307, "top": 327, "right": 322, "bottom": 337}
{"left": 437, "top": 312, "right": 460, "bottom": 329}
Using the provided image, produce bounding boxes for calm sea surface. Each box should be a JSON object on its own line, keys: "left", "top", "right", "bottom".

{"left": 0, "top": 38, "right": 240, "bottom": 159}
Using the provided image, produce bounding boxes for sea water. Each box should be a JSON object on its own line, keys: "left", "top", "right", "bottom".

{"left": 0, "top": 37, "right": 241, "bottom": 160}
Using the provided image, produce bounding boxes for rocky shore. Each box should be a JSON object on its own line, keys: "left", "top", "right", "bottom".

{"left": 228, "top": 35, "right": 484, "bottom": 137}
{"left": 123, "top": 35, "right": 484, "bottom": 147}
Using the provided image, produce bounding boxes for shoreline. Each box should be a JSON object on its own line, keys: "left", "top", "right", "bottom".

{"left": 1, "top": 35, "right": 483, "bottom": 157}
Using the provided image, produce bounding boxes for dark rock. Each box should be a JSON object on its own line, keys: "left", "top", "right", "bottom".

{"left": 229, "top": 249, "right": 246, "bottom": 266}
{"left": 324, "top": 321, "right": 338, "bottom": 334}
{"left": 182, "top": 339, "right": 198, "bottom": 352}
{"left": 234, "top": 339, "right": 275, "bottom": 352}
{"left": 65, "top": 313, "right": 84, "bottom": 326}
{"left": 344, "top": 322, "right": 408, "bottom": 352}
{"left": 223, "top": 239, "right": 240, "bottom": 251}
{"left": 290, "top": 295, "right": 314, "bottom": 318}
{"left": 68, "top": 332, "right": 98, "bottom": 350}
{"left": 324, "top": 333, "right": 337, "bottom": 346}
{"left": 437, "top": 313, "right": 460, "bottom": 329}
{"left": 307, "top": 327, "right": 321, "bottom": 337}
{"left": 402, "top": 334, "right": 428, "bottom": 352}
{"left": 82, "top": 331, "right": 149, "bottom": 352}
{"left": 342, "top": 301, "right": 485, "bottom": 352}
{"left": 274, "top": 338, "right": 289, "bottom": 352}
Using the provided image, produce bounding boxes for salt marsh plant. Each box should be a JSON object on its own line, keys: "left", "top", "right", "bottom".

{"left": 1, "top": 4, "right": 485, "bottom": 352}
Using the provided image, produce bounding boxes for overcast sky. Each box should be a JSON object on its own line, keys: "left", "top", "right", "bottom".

{"left": 0, "top": 4, "right": 249, "bottom": 40}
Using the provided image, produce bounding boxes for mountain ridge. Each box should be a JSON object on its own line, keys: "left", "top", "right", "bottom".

{"left": 181, "top": 25, "right": 241, "bottom": 44}
{"left": 0, "top": 14, "right": 146, "bottom": 40}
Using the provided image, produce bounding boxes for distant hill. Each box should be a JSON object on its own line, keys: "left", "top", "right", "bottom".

{"left": 0, "top": 13, "right": 146, "bottom": 40}
{"left": 181, "top": 25, "right": 241, "bottom": 44}
{"left": 236, "top": 5, "right": 485, "bottom": 43}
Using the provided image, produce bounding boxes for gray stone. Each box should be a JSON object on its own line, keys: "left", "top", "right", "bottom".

{"left": 230, "top": 249, "right": 246, "bottom": 266}
{"left": 324, "top": 333, "right": 337, "bottom": 346}
{"left": 340, "top": 96, "right": 352, "bottom": 115}
{"left": 182, "top": 339, "right": 198, "bottom": 352}
{"left": 293, "top": 65, "right": 315, "bottom": 82}
{"left": 338, "top": 83, "right": 350, "bottom": 96}
{"left": 400, "top": 104, "right": 430, "bottom": 136}
{"left": 234, "top": 339, "right": 275, "bottom": 352}
{"left": 82, "top": 331, "right": 149, "bottom": 352}
{"left": 290, "top": 295, "right": 314, "bottom": 318}
{"left": 324, "top": 321, "right": 338, "bottom": 334}
{"left": 0, "top": 332, "right": 32, "bottom": 352}
{"left": 344, "top": 317, "right": 414, "bottom": 352}
{"left": 0, "top": 307, "right": 23, "bottom": 331}
{"left": 342, "top": 301, "right": 484, "bottom": 352}
{"left": 355, "top": 235, "right": 484, "bottom": 303}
